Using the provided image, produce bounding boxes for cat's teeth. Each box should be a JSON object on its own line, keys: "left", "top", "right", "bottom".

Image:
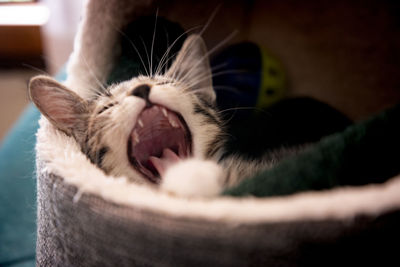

{"left": 162, "top": 107, "right": 168, "bottom": 117}
{"left": 138, "top": 119, "right": 143, "bottom": 127}
{"left": 168, "top": 115, "right": 179, "bottom": 128}
{"left": 133, "top": 130, "right": 140, "bottom": 145}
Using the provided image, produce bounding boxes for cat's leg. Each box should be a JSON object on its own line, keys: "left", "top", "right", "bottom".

{"left": 65, "top": 0, "right": 154, "bottom": 98}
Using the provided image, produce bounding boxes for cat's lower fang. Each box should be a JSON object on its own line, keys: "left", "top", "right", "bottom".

{"left": 133, "top": 130, "right": 140, "bottom": 145}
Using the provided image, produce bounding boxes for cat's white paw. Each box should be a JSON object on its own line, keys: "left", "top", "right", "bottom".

{"left": 160, "top": 159, "right": 224, "bottom": 198}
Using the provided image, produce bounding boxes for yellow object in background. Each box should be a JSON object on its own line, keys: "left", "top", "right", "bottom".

{"left": 256, "top": 48, "right": 287, "bottom": 109}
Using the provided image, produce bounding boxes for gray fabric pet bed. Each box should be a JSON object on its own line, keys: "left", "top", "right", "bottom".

{"left": 35, "top": 0, "right": 400, "bottom": 266}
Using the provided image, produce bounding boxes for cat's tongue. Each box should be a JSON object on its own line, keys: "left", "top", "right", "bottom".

{"left": 149, "top": 148, "right": 180, "bottom": 177}
{"left": 128, "top": 105, "right": 191, "bottom": 183}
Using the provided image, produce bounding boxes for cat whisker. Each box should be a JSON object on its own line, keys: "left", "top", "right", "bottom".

{"left": 155, "top": 25, "right": 203, "bottom": 76}
{"left": 167, "top": 43, "right": 192, "bottom": 81}
{"left": 162, "top": 22, "right": 170, "bottom": 75}
{"left": 217, "top": 106, "right": 273, "bottom": 118}
{"left": 165, "top": 3, "right": 222, "bottom": 81}
{"left": 213, "top": 85, "right": 242, "bottom": 95}
{"left": 150, "top": 9, "right": 159, "bottom": 77}
{"left": 183, "top": 69, "right": 246, "bottom": 90}
{"left": 97, "top": 90, "right": 112, "bottom": 98}
{"left": 138, "top": 36, "right": 152, "bottom": 77}
{"left": 217, "top": 106, "right": 260, "bottom": 114}
{"left": 115, "top": 27, "right": 150, "bottom": 77}
{"left": 219, "top": 112, "right": 236, "bottom": 127}
{"left": 157, "top": 52, "right": 179, "bottom": 76}
{"left": 167, "top": 28, "right": 217, "bottom": 81}
{"left": 80, "top": 53, "right": 108, "bottom": 93}
{"left": 85, "top": 84, "right": 110, "bottom": 99}
{"left": 176, "top": 30, "right": 238, "bottom": 84}
{"left": 210, "top": 62, "right": 230, "bottom": 72}
{"left": 171, "top": 62, "right": 229, "bottom": 85}
{"left": 198, "top": 4, "right": 222, "bottom": 37}
{"left": 173, "top": 63, "right": 232, "bottom": 90}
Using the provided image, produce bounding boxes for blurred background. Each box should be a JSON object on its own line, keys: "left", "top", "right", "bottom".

{"left": 0, "top": 2, "right": 82, "bottom": 265}
{"left": 0, "top": 0, "right": 399, "bottom": 266}
{"left": 1, "top": 0, "right": 400, "bottom": 143}
{"left": 0, "top": 0, "right": 82, "bottom": 141}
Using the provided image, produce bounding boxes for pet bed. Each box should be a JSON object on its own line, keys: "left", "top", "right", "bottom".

{"left": 36, "top": 0, "right": 400, "bottom": 266}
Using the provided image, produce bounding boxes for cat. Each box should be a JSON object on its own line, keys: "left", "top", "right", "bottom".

{"left": 29, "top": 34, "right": 289, "bottom": 197}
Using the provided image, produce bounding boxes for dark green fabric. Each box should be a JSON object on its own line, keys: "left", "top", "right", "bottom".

{"left": 224, "top": 104, "right": 400, "bottom": 197}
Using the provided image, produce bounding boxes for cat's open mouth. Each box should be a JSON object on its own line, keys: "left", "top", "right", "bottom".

{"left": 127, "top": 105, "right": 192, "bottom": 183}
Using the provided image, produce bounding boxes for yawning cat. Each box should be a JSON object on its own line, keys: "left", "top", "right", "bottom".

{"left": 29, "top": 35, "right": 284, "bottom": 197}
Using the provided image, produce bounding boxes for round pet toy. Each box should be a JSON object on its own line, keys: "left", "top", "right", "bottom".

{"left": 211, "top": 42, "right": 287, "bottom": 118}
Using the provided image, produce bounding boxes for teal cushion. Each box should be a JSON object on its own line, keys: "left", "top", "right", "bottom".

{"left": 0, "top": 71, "right": 66, "bottom": 266}
{"left": 0, "top": 104, "right": 39, "bottom": 266}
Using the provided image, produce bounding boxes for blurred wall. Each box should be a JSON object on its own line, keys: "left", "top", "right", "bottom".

{"left": 41, "top": 0, "right": 82, "bottom": 75}
{"left": 0, "top": 1, "right": 83, "bottom": 140}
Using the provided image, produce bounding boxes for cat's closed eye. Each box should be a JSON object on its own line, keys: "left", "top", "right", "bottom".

{"left": 97, "top": 103, "right": 115, "bottom": 114}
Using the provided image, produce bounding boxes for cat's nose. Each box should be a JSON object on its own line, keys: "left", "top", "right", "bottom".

{"left": 131, "top": 84, "right": 152, "bottom": 107}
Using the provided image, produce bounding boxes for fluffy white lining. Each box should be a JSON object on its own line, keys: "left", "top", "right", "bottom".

{"left": 36, "top": 117, "right": 400, "bottom": 224}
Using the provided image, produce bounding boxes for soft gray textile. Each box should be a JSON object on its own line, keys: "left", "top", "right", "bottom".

{"left": 36, "top": 160, "right": 399, "bottom": 266}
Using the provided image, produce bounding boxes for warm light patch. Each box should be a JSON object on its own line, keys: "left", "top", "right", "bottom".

{"left": 0, "top": 4, "right": 50, "bottom": 26}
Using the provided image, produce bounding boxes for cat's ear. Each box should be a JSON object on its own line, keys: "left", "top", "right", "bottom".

{"left": 29, "top": 75, "right": 89, "bottom": 138}
{"left": 167, "top": 34, "right": 216, "bottom": 102}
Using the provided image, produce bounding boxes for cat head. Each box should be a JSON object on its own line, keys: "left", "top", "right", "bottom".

{"left": 29, "top": 34, "right": 225, "bottom": 185}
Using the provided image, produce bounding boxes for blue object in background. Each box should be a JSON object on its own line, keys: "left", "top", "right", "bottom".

{"left": 212, "top": 42, "right": 263, "bottom": 111}
{"left": 211, "top": 42, "right": 287, "bottom": 121}
{"left": 0, "top": 104, "right": 40, "bottom": 267}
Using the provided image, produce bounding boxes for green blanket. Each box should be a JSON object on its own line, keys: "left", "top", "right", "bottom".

{"left": 224, "top": 104, "right": 400, "bottom": 196}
